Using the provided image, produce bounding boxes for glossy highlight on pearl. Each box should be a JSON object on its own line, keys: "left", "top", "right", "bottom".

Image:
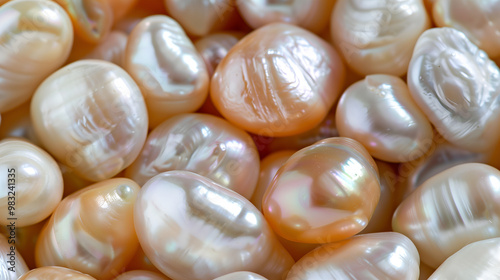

{"left": 18, "top": 266, "right": 97, "bottom": 280}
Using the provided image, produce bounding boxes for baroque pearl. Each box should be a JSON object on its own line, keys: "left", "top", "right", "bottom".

{"left": 262, "top": 137, "right": 380, "bottom": 244}
{"left": 0, "top": 139, "right": 63, "bottom": 227}
{"left": 407, "top": 27, "right": 500, "bottom": 152}
{"left": 30, "top": 60, "right": 148, "bottom": 182}
{"left": 211, "top": 23, "right": 345, "bottom": 137}
{"left": 114, "top": 270, "right": 171, "bottom": 280}
{"left": 18, "top": 266, "right": 97, "bottom": 280}
{"left": 336, "top": 74, "right": 433, "bottom": 162}
{"left": 392, "top": 163, "right": 500, "bottom": 268}
{"left": 125, "top": 15, "right": 209, "bottom": 128}
{"left": 134, "top": 171, "right": 294, "bottom": 280}
{"left": 194, "top": 32, "right": 244, "bottom": 77}
{"left": 213, "top": 272, "right": 268, "bottom": 280}
{"left": 84, "top": 30, "right": 128, "bottom": 68}
{"left": 35, "top": 178, "right": 140, "bottom": 280}
{"left": 0, "top": 234, "right": 28, "bottom": 279}
{"left": 0, "top": 0, "right": 73, "bottom": 113}
{"left": 285, "top": 232, "right": 420, "bottom": 280}
{"left": 331, "top": 0, "right": 430, "bottom": 76}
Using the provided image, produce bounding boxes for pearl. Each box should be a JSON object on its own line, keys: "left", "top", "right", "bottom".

{"left": 30, "top": 60, "right": 148, "bottom": 182}
{"left": 18, "top": 266, "right": 96, "bottom": 279}
{"left": 125, "top": 15, "right": 209, "bottom": 128}
{"left": 331, "top": 0, "right": 430, "bottom": 76}
{"left": 194, "top": 32, "right": 244, "bottom": 77}
{"left": 336, "top": 74, "right": 433, "bottom": 162}
{"left": 134, "top": 171, "right": 294, "bottom": 280}
{"left": 407, "top": 27, "right": 500, "bottom": 152}
{"left": 84, "top": 30, "right": 128, "bottom": 68}
{"left": 213, "top": 271, "right": 268, "bottom": 280}
{"left": 211, "top": 23, "right": 345, "bottom": 137}
{"left": 0, "top": 0, "right": 73, "bottom": 113}
{"left": 262, "top": 137, "right": 380, "bottom": 243}
{"left": 0, "top": 234, "right": 28, "bottom": 279}
{"left": 35, "top": 178, "right": 140, "bottom": 279}
{"left": 114, "top": 270, "right": 171, "bottom": 280}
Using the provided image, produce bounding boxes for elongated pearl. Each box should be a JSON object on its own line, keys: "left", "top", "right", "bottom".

{"left": 18, "top": 266, "right": 96, "bottom": 280}
{"left": 262, "top": 137, "right": 380, "bottom": 243}
{"left": 0, "top": 102, "right": 39, "bottom": 146}
{"left": 0, "top": 234, "right": 28, "bottom": 279}
{"left": 211, "top": 23, "right": 345, "bottom": 137}
{"left": 114, "top": 270, "right": 170, "bottom": 280}
{"left": 393, "top": 163, "right": 500, "bottom": 268}
{"left": 0, "top": 139, "right": 63, "bottom": 226}
{"left": 0, "top": 0, "right": 73, "bottom": 113}
{"left": 30, "top": 60, "right": 148, "bottom": 182}
{"left": 125, "top": 15, "right": 209, "bottom": 128}
{"left": 35, "top": 178, "right": 140, "bottom": 280}
{"left": 214, "top": 272, "right": 268, "bottom": 280}
{"left": 286, "top": 232, "right": 420, "bottom": 280}
{"left": 194, "top": 32, "right": 244, "bottom": 77}
{"left": 134, "top": 171, "right": 294, "bottom": 280}
{"left": 407, "top": 27, "right": 500, "bottom": 152}
{"left": 84, "top": 30, "right": 128, "bottom": 68}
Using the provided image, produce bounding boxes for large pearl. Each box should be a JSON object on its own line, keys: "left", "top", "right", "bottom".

{"left": 211, "top": 23, "right": 345, "bottom": 137}
{"left": 285, "top": 232, "right": 420, "bottom": 280}
{"left": 262, "top": 137, "right": 380, "bottom": 243}
{"left": 214, "top": 272, "right": 268, "bottom": 280}
{"left": 392, "top": 163, "right": 500, "bottom": 268}
{"left": 125, "top": 15, "right": 209, "bottom": 128}
{"left": 30, "top": 60, "right": 148, "bottom": 182}
{"left": 114, "top": 270, "right": 171, "bottom": 280}
{"left": 18, "top": 266, "right": 96, "bottom": 279}
{"left": 407, "top": 27, "right": 500, "bottom": 152}
{"left": 0, "top": 139, "right": 63, "bottom": 227}
{"left": 35, "top": 178, "right": 140, "bottom": 280}
{"left": 0, "top": 0, "right": 73, "bottom": 113}
{"left": 0, "top": 234, "right": 28, "bottom": 279}
{"left": 134, "top": 171, "right": 294, "bottom": 280}
{"left": 194, "top": 32, "right": 244, "bottom": 77}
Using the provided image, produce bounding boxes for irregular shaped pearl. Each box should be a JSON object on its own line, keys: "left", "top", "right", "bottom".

{"left": 336, "top": 75, "right": 433, "bottom": 162}
{"left": 392, "top": 163, "right": 500, "bottom": 268}
{"left": 285, "top": 232, "right": 420, "bottom": 280}
{"left": 0, "top": 234, "right": 28, "bottom": 279}
{"left": 407, "top": 27, "right": 500, "bottom": 152}
{"left": 194, "top": 32, "right": 244, "bottom": 77}
{"left": 30, "top": 60, "right": 148, "bottom": 182}
{"left": 428, "top": 238, "right": 500, "bottom": 279}
{"left": 236, "top": 0, "right": 334, "bottom": 34}
{"left": 0, "top": 139, "right": 63, "bottom": 226}
{"left": 114, "top": 270, "right": 170, "bottom": 280}
{"left": 35, "top": 178, "right": 140, "bottom": 280}
{"left": 211, "top": 23, "right": 345, "bottom": 137}
{"left": 134, "top": 171, "right": 294, "bottom": 280}
{"left": 0, "top": 0, "right": 73, "bottom": 113}
{"left": 262, "top": 137, "right": 380, "bottom": 243}
{"left": 18, "top": 266, "right": 97, "bottom": 280}
{"left": 125, "top": 15, "right": 209, "bottom": 128}
{"left": 331, "top": 0, "right": 430, "bottom": 76}
{"left": 84, "top": 30, "right": 128, "bottom": 68}
{"left": 0, "top": 102, "right": 39, "bottom": 146}
{"left": 214, "top": 272, "right": 268, "bottom": 280}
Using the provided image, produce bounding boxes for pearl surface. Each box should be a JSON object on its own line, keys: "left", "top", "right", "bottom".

{"left": 18, "top": 266, "right": 97, "bottom": 280}
{"left": 0, "top": 0, "right": 73, "bottom": 113}
{"left": 194, "top": 32, "right": 244, "bottom": 77}
{"left": 262, "top": 137, "right": 380, "bottom": 243}
{"left": 134, "top": 171, "right": 294, "bottom": 280}
{"left": 0, "top": 234, "right": 28, "bottom": 279}
{"left": 114, "top": 270, "right": 171, "bottom": 280}
{"left": 211, "top": 23, "right": 345, "bottom": 137}
{"left": 35, "top": 178, "right": 140, "bottom": 280}
{"left": 213, "top": 271, "right": 268, "bottom": 280}
{"left": 407, "top": 27, "right": 500, "bottom": 152}
{"left": 125, "top": 15, "right": 209, "bottom": 128}
{"left": 31, "top": 60, "right": 148, "bottom": 182}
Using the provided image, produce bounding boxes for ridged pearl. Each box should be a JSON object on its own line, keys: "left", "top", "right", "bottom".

{"left": 30, "top": 60, "right": 148, "bottom": 182}
{"left": 194, "top": 32, "right": 244, "bottom": 77}
{"left": 134, "top": 171, "right": 294, "bottom": 280}
{"left": 84, "top": 31, "right": 128, "bottom": 68}
{"left": 0, "top": 0, "right": 73, "bottom": 113}
{"left": 0, "top": 234, "right": 28, "bottom": 279}
{"left": 18, "top": 266, "right": 96, "bottom": 280}
{"left": 35, "top": 178, "right": 140, "bottom": 280}
{"left": 262, "top": 137, "right": 380, "bottom": 243}
{"left": 114, "top": 270, "right": 170, "bottom": 280}
{"left": 213, "top": 272, "right": 268, "bottom": 280}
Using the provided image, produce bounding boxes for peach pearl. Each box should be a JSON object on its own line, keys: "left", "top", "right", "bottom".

{"left": 18, "top": 266, "right": 97, "bottom": 279}
{"left": 0, "top": 234, "right": 28, "bottom": 279}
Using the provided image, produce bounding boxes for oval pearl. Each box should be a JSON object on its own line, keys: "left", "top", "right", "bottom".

{"left": 214, "top": 272, "right": 268, "bottom": 280}
{"left": 84, "top": 30, "right": 128, "bottom": 68}
{"left": 194, "top": 32, "right": 244, "bottom": 77}
{"left": 0, "top": 102, "right": 39, "bottom": 146}
{"left": 0, "top": 0, "right": 73, "bottom": 113}
{"left": 407, "top": 27, "right": 500, "bottom": 152}
{"left": 0, "top": 234, "right": 28, "bottom": 279}
{"left": 392, "top": 163, "right": 500, "bottom": 268}
{"left": 331, "top": 0, "right": 430, "bottom": 76}
{"left": 114, "top": 270, "right": 170, "bottom": 280}
{"left": 0, "top": 139, "right": 63, "bottom": 226}
{"left": 125, "top": 113, "right": 260, "bottom": 199}
{"left": 134, "top": 171, "right": 294, "bottom": 280}
{"left": 211, "top": 23, "right": 345, "bottom": 137}
{"left": 30, "top": 60, "right": 148, "bottom": 182}
{"left": 35, "top": 178, "right": 140, "bottom": 279}
{"left": 18, "top": 266, "right": 97, "bottom": 280}
{"left": 336, "top": 74, "right": 433, "bottom": 162}
{"left": 262, "top": 137, "right": 380, "bottom": 244}
{"left": 125, "top": 15, "right": 209, "bottom": 128}
{"left": 285, "top": 232, "right": 420, "bottom": 280}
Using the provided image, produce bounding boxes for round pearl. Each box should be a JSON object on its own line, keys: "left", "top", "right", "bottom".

{"left": 194, "top": 32, "right": 244, "bottom": 77}
{"left": 114, "top": 270, "right": 171, "bottom": 280}
{"left": 18, "top": 266, "right": 96, "bottom": 280}
{"left": 0, "top": 234, "right": 28, "bottom": 279}
{"left": 213, "top": 271, "right": 268, "bottom": 280}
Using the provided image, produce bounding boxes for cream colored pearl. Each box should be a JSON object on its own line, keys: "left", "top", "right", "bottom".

{"left": 0, "top": 234, "right": 28, "bottom": 279}
{"left": 18, "top": 266, "right": 96, "bottom": 280}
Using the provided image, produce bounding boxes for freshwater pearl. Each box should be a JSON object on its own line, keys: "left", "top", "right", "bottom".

{"left": 194, "top": 32, "right": 244, "bottom": 77}
{"left": 213, "top": 272, "right": 268, "bottom": 280}
{"left": 331, "top": 0, "right": 430, "bottom": 76}
{"left": 407, "top": 27, "right": 500, "bottom": 152}
{"left": 30, "top": 60, "right": 148, "bottom": 182}
{"left": 35, "top": 178, "right": 140, "bottom": 280}
{"left": 392, "top": 163, "right": 500, "bottom": 268}
{"left": 114, "top": 270, "right": 170, "bottom": 280}
{"left": 211, "top": 23, "right": 345, "bottom": 137}
{"left": 125, "top": 15, "right": 209, "bottom": 128}
{"left": 285, "top": 232, "right": 420, "bottom": 280}
{"left": 336, "top": 75, "right": 433, "bottom": 162}
{"left": 262, "top": 137, "right": 380, "bottom": 243}
{"left": 0, "top": 102, "right": 39, "bottom": 146}
{"left": 0, "top": 139, "right": 63, "bottom": 226}
{"left": 84, "top": 30, "right": 128, "bottom": 67}
{"left": 0, "top": 0, "right": 73, "bottom": 113}
{"left": 0, "top": 219, "right": 45, "bottom": 269}
{"left": 0, "top": 234, "right": 28, "bottom": 279}
{"left": 134, "top": 171, "right": 294, "bottom": 280}
{"left": 18, "top": 266, "right": 96, "bottom": 280}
